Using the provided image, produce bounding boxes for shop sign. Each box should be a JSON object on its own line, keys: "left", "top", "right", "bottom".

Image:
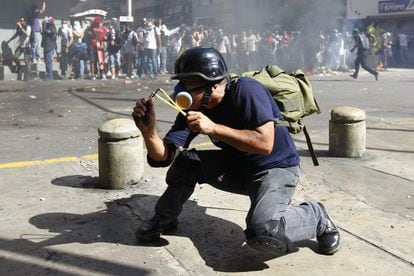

{"left": 379, "top": 0, "right": 414, "bottom": 13}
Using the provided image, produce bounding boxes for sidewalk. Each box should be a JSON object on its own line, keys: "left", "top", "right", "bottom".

{"left": 0, "top": 142, "right": 413, "bottom": 275}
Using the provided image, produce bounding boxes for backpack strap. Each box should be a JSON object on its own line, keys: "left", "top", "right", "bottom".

{"left": 302, "top": 125, "right": 319, "bottom": 166}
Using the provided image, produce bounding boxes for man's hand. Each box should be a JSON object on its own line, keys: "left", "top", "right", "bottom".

{"left": 187, "top": 111, "right": 216, "bottom": 135}
{"left": 132, "top": 98, "right": 156, "bottom": 133}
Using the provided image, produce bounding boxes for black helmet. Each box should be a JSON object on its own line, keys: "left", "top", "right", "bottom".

{"left": 172, "top": 47, "right": 228, "bottom": 82}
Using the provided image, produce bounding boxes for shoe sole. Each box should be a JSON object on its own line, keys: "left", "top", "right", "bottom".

{"left": 319, "top": 241, "right": 341, "bottom": 255}
{"left": 135, "top": 221, "right": 178, "bottom": 242}
{"left": 136, "top": 231, "right": 160, "bottom": 242}
{"left": 247, "top": 235, "right": 288, "bottom": 256}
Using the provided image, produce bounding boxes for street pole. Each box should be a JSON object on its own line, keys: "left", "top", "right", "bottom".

{"left": 127, "top": 0, "right": 132, "bottom": 17}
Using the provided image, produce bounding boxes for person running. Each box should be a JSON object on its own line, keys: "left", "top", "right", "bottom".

{"left": 349, "top": 28, "right": 378, "bottom": 81}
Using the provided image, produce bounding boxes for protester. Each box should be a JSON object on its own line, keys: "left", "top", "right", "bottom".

{"left": 88, "top": 16, "right": 107, "bottom": 80}
{"left": 381, "top": 32, "right": 393, "bottom": 70}
{"left": 131, "top": 47, "right": 341, "bottom": 256}
{"left": 29, "top": 0, "right": 46, "bottom": 63}
{"left": 143, "top": 18, "right": 158, "bottom": 80}
{"left": 179, "top": 24, "right": 195, "bottom": 53}
{"left": 70, "top": 21, "right": 87, "bottom": 79}
{"left": 8, "top": 7, "right": 410, "bottom": 81}
{"left": 41, "top": 16, "right": 57, "bottom": 80}
{"left": 246, "top": 29, "right": 258, "bottom": 70}
{"left": 106, "top": 25, "right": 122, "bottom": 79}
{"left": 157, "top": 19, "right": 170, "bottom": 74}
{"left": 167, "top": 31, "right": 182, "bottom": 74}
{"left": 216, "top": 28, "right": 232, "bottom": 67}
{"left": 58, "top": 19, "right": 73, "bottom": 79}
{"left": 398, "top": 32, "right": 409, "bottom": 66}
{"left": 121, "top": 24, "right": 138, "bottom": 79}
{"left": 7, "top": 16, "right": 32, "bottom": 77}
{"left": 328, "top": 29, "right": 344, "bottom": 70}
{"left": 349, "top": 28, "right": 378, "bottom": 80}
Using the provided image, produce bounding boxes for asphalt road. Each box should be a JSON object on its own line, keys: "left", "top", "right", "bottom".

{"left": 1, "top": 69, "right": 413, "bottom": 213}
{"left": 1, "top": 69, "right": 412, "bottom": 163}
{"left": 0, "top": 69, "right": 412, "bottom": 163}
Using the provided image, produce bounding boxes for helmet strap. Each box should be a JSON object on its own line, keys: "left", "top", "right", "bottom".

{"left": 200, "top": 86, "right": 213, "bottom": 112}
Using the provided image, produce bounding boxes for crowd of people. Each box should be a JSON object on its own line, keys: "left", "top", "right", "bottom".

{"left": 5, "top": 0, "right": 413, "bottom": 81}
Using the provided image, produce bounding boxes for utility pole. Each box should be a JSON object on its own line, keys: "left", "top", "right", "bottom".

{"left": 120, "top": 0, "right": 133, "bottom": 23}
{"left": 127, "top": 0, "right": 132, "bottom": 17}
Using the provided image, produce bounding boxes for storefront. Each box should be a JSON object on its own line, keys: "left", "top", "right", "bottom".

{"left": 347, "top": 0, "right": 414, "bottom": 28}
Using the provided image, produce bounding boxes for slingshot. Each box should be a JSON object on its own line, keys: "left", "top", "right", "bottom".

{"left": 148, "top": 88, "right": 190, "bottom": 116}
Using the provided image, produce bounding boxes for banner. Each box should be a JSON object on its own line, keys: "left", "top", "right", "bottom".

{"left": 379, "top": 0, "right": 414, "bottom": 13}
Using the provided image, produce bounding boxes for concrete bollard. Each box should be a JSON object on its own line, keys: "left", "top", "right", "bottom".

{"left": 98, "top": 118, "right": 144, "bottom": 189}
{"left": 329, "top": 106, "right": 366, "bottom": 157}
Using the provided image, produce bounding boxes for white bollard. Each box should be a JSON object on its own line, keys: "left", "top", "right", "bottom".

{"left": 329, "top": 106, "right": 366, "bottom": 157}
{"left": 98, "top": 118, "right": 144, "bottom": 189}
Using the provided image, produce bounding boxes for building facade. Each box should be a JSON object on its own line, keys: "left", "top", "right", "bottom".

{"left": 131, "top": 0, "right": 347, "bottom": 32}
{"left": 347, "top": 0, "right": 414, "bottom": 31}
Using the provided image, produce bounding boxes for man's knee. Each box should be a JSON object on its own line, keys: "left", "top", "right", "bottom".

{"left": 245, "top": 218, "right": 293, "bottom": 255}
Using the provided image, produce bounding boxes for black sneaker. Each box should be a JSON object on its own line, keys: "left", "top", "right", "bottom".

{"left": 349, "top": 74, "right": 357, "bottom": 79}
{"left": 317, "top": 203, "right": 341, "bottom": 255}
{"left": 135, "top": 217, "right": 178, "bottom": 242}
{"left": 374, "top": 71, "right": 379, "bottom": 81}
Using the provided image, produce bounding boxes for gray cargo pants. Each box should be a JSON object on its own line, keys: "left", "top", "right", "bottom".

{"left": 154, "top": 149, "right": 328, "bottom": 243}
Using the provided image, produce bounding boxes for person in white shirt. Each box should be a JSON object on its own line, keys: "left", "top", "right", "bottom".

{"left": 143, "top": 18, "right": 158, "bottom": 79}
{"left": 216, "top": 28, "right": 232, "bottom": 68}
{"left": 246, "top": 30, "right": 258, "bottom": 70}
{"left": 58, "top": 19, "right": 73, "bottom": 78}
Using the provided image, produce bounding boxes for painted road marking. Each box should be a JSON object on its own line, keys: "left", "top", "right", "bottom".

{"left": 0, "top": 142, "right": 213, "bottom": 169}
{"left": 0, "top": 154, "right": 99, "bottom": 169}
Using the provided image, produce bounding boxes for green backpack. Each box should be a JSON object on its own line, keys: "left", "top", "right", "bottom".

{"left": 230, "top": 65, "right": 321, "bottom": 166}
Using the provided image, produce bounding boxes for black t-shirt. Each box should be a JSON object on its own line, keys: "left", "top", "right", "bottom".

{"left": 107, "top": 32, "right": 121, "bottom": 54}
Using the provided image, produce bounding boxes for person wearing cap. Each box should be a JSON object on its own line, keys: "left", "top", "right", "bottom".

{"left": 132, "top": 47, "right": 341, "bottom": 257}
{"left": 41, "top": 16, "right": 57, "bottom": 80}
{"left": 350, "top": 28, "right": 378, "bottom": 80}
